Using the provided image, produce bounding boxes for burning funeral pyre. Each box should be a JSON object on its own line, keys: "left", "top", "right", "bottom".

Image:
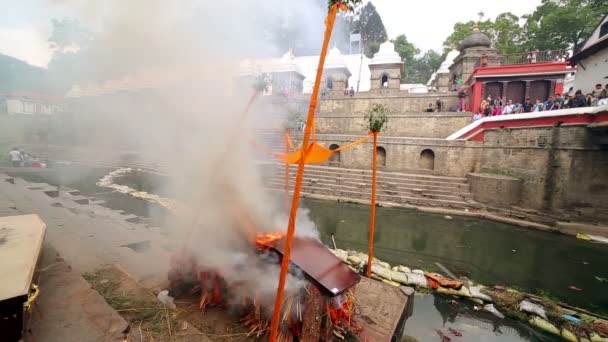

{"left": 168, "top": 232, "right": 362, "bottom": 341}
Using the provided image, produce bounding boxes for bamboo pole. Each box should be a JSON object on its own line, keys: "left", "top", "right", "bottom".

{"left": 269, "top": 4, "right": 343, "bottom": 341}
{"left": 366, "top": 131, "right": 379, "bottom": 278}
{"left": 284, "top": 128, "right": 290, "bottom": 213}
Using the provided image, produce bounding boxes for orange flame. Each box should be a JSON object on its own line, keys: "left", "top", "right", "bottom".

{"left": 255, "top": 232, "right": 285, "bottom": 249}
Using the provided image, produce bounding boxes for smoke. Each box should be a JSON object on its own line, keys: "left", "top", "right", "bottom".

{"left": 44, "top": 0, "right": 329, "bottom": 305}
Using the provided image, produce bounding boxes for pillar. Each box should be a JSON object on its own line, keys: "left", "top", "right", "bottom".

{"left": 524, "top": 80, "right": 532, "bottom": 99}
{"left": 555, "top": 78, "right": 564, "bottom": 95}
{"left": 501, "top": 81, "right": 509, "bottom": 101}
{"left": 549, "top": 80, "right": 556, "bottom": 97}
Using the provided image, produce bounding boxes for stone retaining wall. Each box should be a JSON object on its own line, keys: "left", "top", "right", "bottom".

{"left": 468, "top": 173, "right": 522, "bottom": 206}
{"left": 318, "top": 93, "right": 460, "bottom": 114}
{"left": 315, "top": 112, "right": 472, "bottom": 138}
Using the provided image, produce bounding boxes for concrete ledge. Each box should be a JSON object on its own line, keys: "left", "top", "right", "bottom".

{"left": 468, "top": 173, "right": 522, "bottom": 206}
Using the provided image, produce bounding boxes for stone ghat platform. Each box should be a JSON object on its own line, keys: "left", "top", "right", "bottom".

{"left": 264, "top": 163, "right": 476, "bottom": 210}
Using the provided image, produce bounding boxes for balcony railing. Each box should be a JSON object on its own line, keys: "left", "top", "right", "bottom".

{"left": 500, "top": 49, "right": 568, "bottom": 65}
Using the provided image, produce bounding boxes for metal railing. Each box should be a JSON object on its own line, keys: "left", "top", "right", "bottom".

{"left": 500, "top": 49, "right": 568, "bottom": 65}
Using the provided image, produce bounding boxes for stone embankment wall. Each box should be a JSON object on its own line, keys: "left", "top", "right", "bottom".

{"left": 467, "top": 173, "right": 522, "bottom": 206}
{"left": 305, "top": 134, "right": 481, "bottom": 177}
{"left": 478, "top": 125, "right": 608, "bottom": 221}
{"left": 315, "top": 113, "right": 471, "bottom": 138}
{"left": 318, "top": 92, "right": 460, "bottom": 114}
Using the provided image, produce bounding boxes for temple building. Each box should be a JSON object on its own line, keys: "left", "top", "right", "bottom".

{"left": 449, "top": 25, "right": 501, "bottom": 84}
{"left": 367, "top": 41, "right": 403, "bottom": 94}
{"left": 569, "top": 15, "right": 608, "bottom": 93}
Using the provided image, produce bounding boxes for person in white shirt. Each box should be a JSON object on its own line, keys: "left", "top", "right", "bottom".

{"left": 503, "top": 100, "right": 514, "bottom": 114}
{"left": 8, "top": 148, "right": 22, "bottom": 167}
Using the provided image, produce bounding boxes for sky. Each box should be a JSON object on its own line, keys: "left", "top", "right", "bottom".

{"left": 0, "top": 0, "right": 542, "bottom": 68}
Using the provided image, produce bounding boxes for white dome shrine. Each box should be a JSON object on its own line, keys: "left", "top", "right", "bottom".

{"left": 324, "top": 46, "right": 349, "bottom": 69}
{"left": 370, "top": 41, "right": 402, "bottom": 65}
{"left": 273, "top": 49, "right": 304, "bottom": 75}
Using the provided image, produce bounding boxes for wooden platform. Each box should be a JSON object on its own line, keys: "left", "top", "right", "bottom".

{"left": 0, "top": 214, "right": 46, "bottom": 341}
{"left": 353, "top": 277, "right": 414, "bottom": 342}
{"left": 0, "top": 214, "right": 46, "bottom": 301}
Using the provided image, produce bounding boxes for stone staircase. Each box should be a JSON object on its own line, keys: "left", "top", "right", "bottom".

{"left": 265, "top": 163, "right": 479, "bottom": 210}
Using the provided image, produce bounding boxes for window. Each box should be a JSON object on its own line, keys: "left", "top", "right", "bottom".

{"left": 376, "top": 146, "right": 386, "bottom": 167}
{"left": 327, "top": 77, "right": 333, "bottom": 90}
{"left": 419, "top": 149, "right": 435, "bottom": 170}
{"left": 329, "top": 144, "right": 340, "bottom": 163}
{"left": 600, "top": 21, "right": 608, "bottom": 38}
{"left": 381, "top": 75, "right": 388, "bottom": 88}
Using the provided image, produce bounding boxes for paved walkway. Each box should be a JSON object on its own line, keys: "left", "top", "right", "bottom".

{"left": 0, "top": 173, "right": 190, "bottom": 341}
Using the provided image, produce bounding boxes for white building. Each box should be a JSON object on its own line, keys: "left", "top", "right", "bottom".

{"left": 570, "top": 15, "right": 608, "bottom": 93}
{"left": 4, "top": 92, "right": 65, "bottom": 115}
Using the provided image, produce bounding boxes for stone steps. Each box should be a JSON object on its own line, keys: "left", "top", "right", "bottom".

{"left": 267, "top": 185, "right": 475, "bottom": 209}
{"left": 265, "top": 163, "right": 476, "bottom": 210}
{"left": 275, "top": 169, "right": 470, "bottom": 191}
{"left": 268, "top": 177, "right": 472, "bottom": 200}
{"left": 289, "top": 164, "right": 468, "bottom": 183}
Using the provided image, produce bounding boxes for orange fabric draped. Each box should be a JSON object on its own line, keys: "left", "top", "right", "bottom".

{"left": 269, "top": 3, "right": 347, "bottom": 341}
{"left": 251, "top": 132, "right": 372, "bottom": 164}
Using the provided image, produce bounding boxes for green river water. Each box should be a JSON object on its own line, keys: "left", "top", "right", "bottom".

{"left": 8, "top": 166, "right": 608, "bottom": 341}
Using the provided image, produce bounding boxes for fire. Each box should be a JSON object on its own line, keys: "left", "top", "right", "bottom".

{"left": 255, "top": 232, "right": 285, "bottom": 249}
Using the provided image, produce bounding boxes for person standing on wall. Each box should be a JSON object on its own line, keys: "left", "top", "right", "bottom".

{"left": 457, "top": 87, "right": 467, "bottom": 112}
{"left": 543, "top": 96, "right": 555, "bottom": 111}
{"left": 480, "top": 96, "right": 491, "bottom": 116}
{"left": 435, "top": 98, "right": 443, "bottom": 112}
{"left": 522, "top": 97, "right": 534, "bottom": 113}
{"left": 8, "top": 148, "right": 21, "bottom": 167}
{"left": 599, "top": 84, "right": 608, "bottom": 106}
{"left": 592, "top": 84, "right": 603, "bottom": 105}
{"left": 503, "top": 100, "right": 514, "bottom": 114}
{"left": 570, "top": 90, "right": 587, "bottom": 108}
{"left": 553, "top": 93, "right": 564, "bottom": 110}
{"left": 533, "top": 99, "right": 543, "bottom": 112}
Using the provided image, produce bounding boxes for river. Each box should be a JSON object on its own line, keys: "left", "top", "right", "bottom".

{"left": 8, "top": 166, "right": 607, "bottom": 341}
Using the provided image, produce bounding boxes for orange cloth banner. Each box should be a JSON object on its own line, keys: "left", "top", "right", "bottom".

{"left": 333, "top": 134, "right": 372, "bottom": 151}
{"left": 269, "top": 3, "right": 347, "bottom": 341}
{"left": 251, "top": 134, "right": 371, "bottom": 165}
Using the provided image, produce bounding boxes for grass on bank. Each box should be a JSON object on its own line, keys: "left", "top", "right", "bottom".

{"left": 82, "top": 267, "right": 178, "bottom": 341}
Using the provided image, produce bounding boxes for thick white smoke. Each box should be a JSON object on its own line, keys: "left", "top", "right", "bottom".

{"left": 45, "top": 0, "right": 337, "bottom": 305}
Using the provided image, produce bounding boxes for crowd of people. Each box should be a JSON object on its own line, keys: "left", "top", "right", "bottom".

{"left": 7, "top": 148, "right": 47, "bottom": 168}
{"left": 473, "top": 83, "right": 608, "bottom": 121}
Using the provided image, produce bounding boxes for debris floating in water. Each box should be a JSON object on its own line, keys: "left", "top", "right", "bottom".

{"left": 331, "top": 247, "right": 608, "bottom": 341}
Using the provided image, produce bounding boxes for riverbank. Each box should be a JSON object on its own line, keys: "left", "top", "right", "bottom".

{"left": 329, "top": 247, "right": 608, "bottom": 342}
{"left": 293, "top": 191, "right": 608, "bottom": 238}
{"left": 2, "top": 168, "right": 608, "bottom": 341}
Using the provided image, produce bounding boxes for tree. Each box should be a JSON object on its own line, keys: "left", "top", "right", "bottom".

{"left": 442, "top": 14, "right": 524, "bottom": 55}
{"left": 48, "top": 18, "right": 93, "bottom": 53}
{"left": 392, "top": 34, "right": 419, "bottom": 82}
{"left": 524, "top": 0, "right": 608, "bottom": 51}
{"left": 392, "top": 35, "right": 419, "bottom": 63}
{"left": 443, "top": 20, "right": 494, "bottom": 52}
{"left": 442, "top": 1, "right": 608, "bottom": 55}
{"left": 493, "top": 13, "right": 525, "bottom": 54}
{"left": 355, "top": 2, "right": 387, "bottom": 57}
{"left": 407, "top": 50, "right": 443, "bottom": 84}
{"left": 46, "top": 18, "right": 95, "bottom": 93}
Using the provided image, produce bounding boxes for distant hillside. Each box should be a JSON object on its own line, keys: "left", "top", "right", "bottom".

{"left": 0, "top": 53, "right": 52, "bottom": 94}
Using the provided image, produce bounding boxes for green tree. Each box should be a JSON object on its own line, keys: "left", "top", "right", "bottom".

{"left": 46, "top": 18, "right": 95, "bottom": 93}
{"left": 493, "top": 13, "right": 525, "bottom": 54}
{"left": 443, "top": 20, "right": 494, "bottom": 52}
{"left": 48, "top": 18, "right": 93, "bottom": 53}
{"left": 355, "top": 2, "right": 388, "bottom": 57}
{"left": 392, "top": 35, "right": 419, "bottom": 62}
{"left": 408, "top": 50, "right": 443, "bottom": 84}
{"left": 443, "top": 14, "right": 524, "bottom": 55}
{"left": 524, "top": 0, "right": 608, "bottom": 51}
{"left": 392, "top": 34, "right": 419, "bottom": 82}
